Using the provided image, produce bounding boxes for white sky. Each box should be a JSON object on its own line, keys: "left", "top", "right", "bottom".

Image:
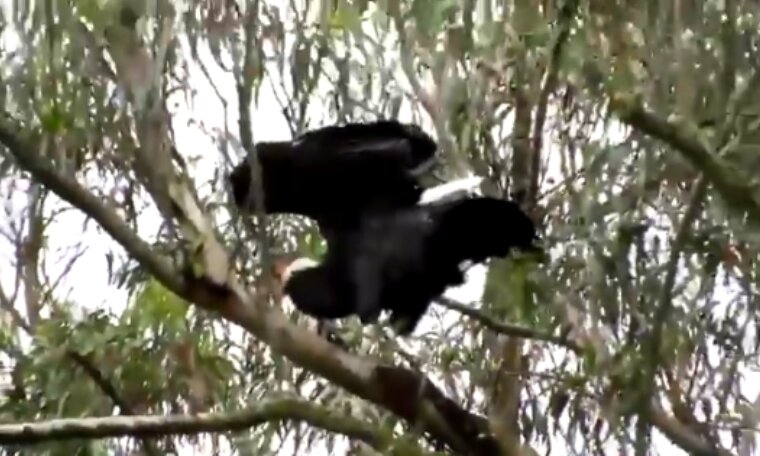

{"left": 0, "top": 2, "right": 755, "bottom": 455}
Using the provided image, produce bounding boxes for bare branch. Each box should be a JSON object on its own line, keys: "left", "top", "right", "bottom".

{"left": 0, "top": 113, "right": 185, "bottom": 296}
{"left": 0, "top": 283, "right": 28, "bottom": 332}
{"left": 437, "top": 297, "right": 581, "bottom": 353}
{"left": 529, "top": 0, "right": 581, "bottom": 206}
{"left": 647, "top": 403, "right": 736, "bottom": 456}
{"left": 0, "top": 398, "right": 430, "bottom": 455}
{"left": 609, "top": 95, "right": 760, "bottom": 224}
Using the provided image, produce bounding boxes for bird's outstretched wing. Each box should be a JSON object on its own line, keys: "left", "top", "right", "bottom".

{"left": 228, "top": 120, "right": 438, "bottom": 235}
{"left": 291, "top": 120, "right": 437, "bottom": 174}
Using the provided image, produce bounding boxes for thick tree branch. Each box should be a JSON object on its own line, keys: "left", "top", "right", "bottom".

{"left": 0, "top": 398, "right": 428, "bottom": 454}
{"left": 0, "top": 116, "right": 503, "bottom": 455}
{"left": 0, "top": 113, "right": 185, "bottom": 296}
{"left": 490, "top": 18, "right": 536, "bottom": 451}
{"left": 647, "top": 403, "right": 735, "bottom": 456}
{"left": 609, "top": 95, "right": 760, "bottom": 224}
{"left": 437, "top": 297, "right": 581, "bottom": 353}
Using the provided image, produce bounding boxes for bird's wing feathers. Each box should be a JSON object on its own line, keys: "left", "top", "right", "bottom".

{"left": 293, "top": 120, "right": 437, "bottom": 171}
{"left": 419, "top": 176, "right": 484, "bottom": 204}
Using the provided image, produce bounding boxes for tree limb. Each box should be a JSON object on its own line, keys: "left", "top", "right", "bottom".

{"left": 529, "top": 0, "right": 581, "bottom": 206}
{"left": 647, "top": 403, "right": 736, "bottom": 456}
{"left": 609, "top": 95, "right": 760, "bottom": 224}
{"left": 0, "top": 397, "right": 429, "bottom": 455}
{"left": 648, "top": 177, "right": 708, "bottom": 370}
{"left": 0, "top": 113, "right": 185, "bottom": 296}
{"left": 0, "top": 114, "right": 504, "bottom": 455}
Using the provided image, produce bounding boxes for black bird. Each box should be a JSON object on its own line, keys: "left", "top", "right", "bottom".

{"left": 228, "top": 120, "right": 438, "bottom": 344}
{"left": 228, "top": 120, "right": 437, "bottom": 236}
{"left": 281, "top": 196, "right": 541, "bottom": 335}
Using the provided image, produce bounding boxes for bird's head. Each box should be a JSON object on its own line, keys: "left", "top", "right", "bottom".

{"left": 487, "top": 200, "right": 545, "bottom": 259}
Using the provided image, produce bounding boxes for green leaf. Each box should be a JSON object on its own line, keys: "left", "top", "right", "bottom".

{"left": 131, "top": 280, "right": 188, "bottom": 335}
{"left": 297, "top": 229, "right": 327, "bottom": 260}
{"left": 39, "top": 104, "right": 67, "bottom": 133}
{"left": 411, "top": 0, "right": 458, "bottom": 39}
{"left": 330, "top": 0, "right": 362, "bottom": 31}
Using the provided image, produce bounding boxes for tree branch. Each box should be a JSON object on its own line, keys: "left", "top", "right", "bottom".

{"left": 557, "top": 298, "right": 736, "bottom": 456}
{"left": 647, "top": 403, "right": 736, "bottom": 456}
{"left": 233, "top": 1, "right": 276, "bottom": 273}
{"left": 648, "top": 177, "right": 708, "bottom": 369}
{"left": 67, "top": 351, "right": 171, "bottom": 456}
{"left": 0, "top": 113, "right": 185, "bottom": 296}
{"left": 390, "top": 7, "right": 464, "bottom": 175}
{"left": 609, "top": 95, "right": 760, "bottom": 224}
{"left": 0, "top": 398, "right": 429, "bottom": 454}
{"left": 436, "top": 297, "right": 581, "bottom": 353}
{"left": 529, "top": 0, "right": 580, "bottom": 206}
{"left": 0, "top": 114, "right": 504, "bottom": 455}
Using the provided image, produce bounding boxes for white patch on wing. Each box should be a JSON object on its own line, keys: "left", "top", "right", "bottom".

{"left": 281, "top": 257, "right": 319, "bottom": 283}
{"left": 420, "top": 176, "right": 484, "bottom": 204}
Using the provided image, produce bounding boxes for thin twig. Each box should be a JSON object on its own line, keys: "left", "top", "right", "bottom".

{"left": 529, "top": 0, "right": 581, "bottom": 206}
{"left": 436, "top": 297, "right": 581, "bottom": 353}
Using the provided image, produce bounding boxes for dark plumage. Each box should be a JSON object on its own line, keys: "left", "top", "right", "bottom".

{"left": 282, "top": 196, "right": 541, "bottom": 335}
{"left": 272, "top": 256, "right": 349, "bottom": 349}
{"left": 228, "top": 120, "right": 437, "bottom": 234}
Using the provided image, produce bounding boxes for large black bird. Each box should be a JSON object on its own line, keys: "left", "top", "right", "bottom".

{"left": 281, "top": 196, "right": 541, "bottom": 335}
{"left": 228, "top": 120, "right": 437, "bottom": 236}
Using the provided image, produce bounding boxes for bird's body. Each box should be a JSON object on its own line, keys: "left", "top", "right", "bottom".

{"left": 228, "top": 120, "right": 437, "bottom": 235}
{"left": 273, "top": 257, "right": 349, "bottom": 349}
{"left": 284, "top": 196, "right": 540, "bottom": 335}
{"left": 228, "top": 119, "right": 540, "bottom": 337}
